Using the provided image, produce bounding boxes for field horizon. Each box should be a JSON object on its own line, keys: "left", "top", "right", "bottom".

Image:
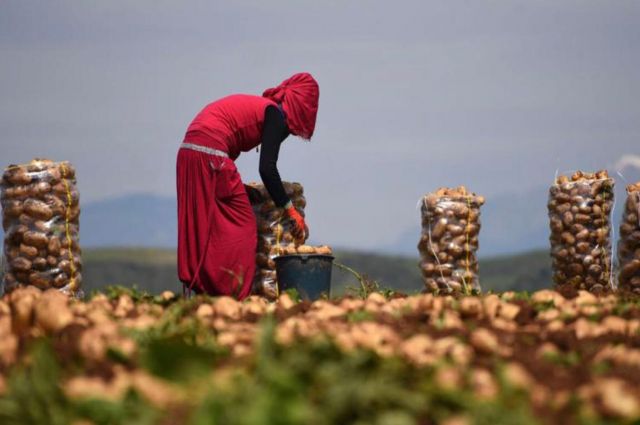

{"left": 82, "top": 246, "right": 552, "bottom": 296}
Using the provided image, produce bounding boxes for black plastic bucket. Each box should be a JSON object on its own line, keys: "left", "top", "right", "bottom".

{"left": 274, "top": 254, "right": 334, "bottom": 301}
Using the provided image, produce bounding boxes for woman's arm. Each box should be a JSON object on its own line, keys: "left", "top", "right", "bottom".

{"left": 259, "top": 105, "right": 290, "bottom": 208}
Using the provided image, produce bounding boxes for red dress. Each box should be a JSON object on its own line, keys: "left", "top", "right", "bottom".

{"left": 177, "top": 95, "right": 276, "bottom": 298}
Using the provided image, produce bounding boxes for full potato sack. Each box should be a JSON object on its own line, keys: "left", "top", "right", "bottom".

{"left": 1, "top": 159, "right": 82, "bottom": 296}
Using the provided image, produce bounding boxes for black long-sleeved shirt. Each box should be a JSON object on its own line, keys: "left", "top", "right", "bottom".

{"left": 259, "top": 105, "right": 291, "bottom": 207}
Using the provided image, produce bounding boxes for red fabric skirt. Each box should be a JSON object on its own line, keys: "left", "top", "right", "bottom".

{"left": 176, "top": 147, "right": 256, "bottom": 299}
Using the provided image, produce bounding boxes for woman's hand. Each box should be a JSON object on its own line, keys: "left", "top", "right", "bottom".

{"left": 286, "top": 206, "right": 308, "bottom": 244}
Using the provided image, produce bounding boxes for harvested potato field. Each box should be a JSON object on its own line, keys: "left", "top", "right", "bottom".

{"left": 1, "top": 287, "right": 640, "bottom": 424}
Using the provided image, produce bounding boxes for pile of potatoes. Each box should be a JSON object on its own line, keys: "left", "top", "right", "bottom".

{"left": 245, "top": 182, "right": 307, "bottom": 300}
{"left": 278, "top": 244, "right": 332, "bottom": 256}
{"left": 418, "top": 186, "right": 484, "bottom": 294}
{"left": 548, "top": 170, "right": 614, "bottom": 292}
{"left": 1, "top": 159, "right": 82, "bottom": 297}
{"left": 618, "top": 182, "right": 640, "bottom": 292}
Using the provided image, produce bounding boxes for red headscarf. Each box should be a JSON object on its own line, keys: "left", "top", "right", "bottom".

{"left": 263, "top": 73, "right": 319, "bottom": 140}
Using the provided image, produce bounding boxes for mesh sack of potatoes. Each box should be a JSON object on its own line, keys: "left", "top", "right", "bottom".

{"left": 245, "top": 181, "right": 308, "bottom": 300}
{"left": 548, "top": 170, "right": 614, "bottom": 292}
{"left": 418, "top": 186, "right": 484, "bottom": 294}
{"left": 617, "top": 182, "right": 640, "bottom": 292}
{"left": 1, "top": 159, "right": 82, "bottom": 297}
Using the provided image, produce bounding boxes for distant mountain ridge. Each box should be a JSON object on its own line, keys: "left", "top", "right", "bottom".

{"left": 79, "top": 194, "right": 176, "bottom": 247}
{"left": 76, "top": 190, "right": 554, "bottom": 255}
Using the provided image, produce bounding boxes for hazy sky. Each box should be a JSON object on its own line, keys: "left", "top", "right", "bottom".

{"left": 1, "top": 1, "right": 639, "bottom": 250}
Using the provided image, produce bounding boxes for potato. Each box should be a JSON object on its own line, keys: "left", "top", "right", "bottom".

{"left": 47, "top": 166, "right": 62, "bottom": 183}
{"left": 268, "top": 209, "right": 284, "bottom": 221}
{"left": 562, "top": 211, "right": 574, "bottom": 226}
{"left": 316, "top": 245, "right": 333, "bottom": 256}
{"left": 27, "top": 159, "right": 55, "bottom": 172}
{"left": 60, "top": 236, "right": 79, "bottom": 251}
{"left": 44, "top": 194, "right": 66, "bottom": 216}
{"left": 3, "top": 272, "right": 17, "bottom": 288}
{"left": 431, "top": 218, "right": 448, "bottom": 239}
{"left": 5, "top": 186, "right": 29, "bottom": 200}
{"left": 283, "top": 243, "right": 298, "bottom": 255}
{"left": 256, "top": 219, "right": 271, "bottom": 234}
{"left": 10, "top": 257, "right": 32, "bottom": 272}
{"left": 2, "top": 200, "right": 24, "bottom": 218}
{"left": 57, "top": 161, "right": 76, "bottom": 178}
{"left": 30, "top": 181, "right": 52, "bottom": 198}
{"left": 58, "top": 259, "right": 74, "bottom": 275}
{"left": 259, "top": 200, "right": 276, "bottom": 214}
{"left": 19, "top": 243, "right": 38, "bottom": 259}
{"left": 22, "top": 231, "right": 48, "bottom": 248}
{"left": 447, "top": 224, "right": 465, "bottom": 237}
{"left": 52, "top": 272, "right": 69, "bottom": 288}
{"left": 281, "top": 232, "right": 294, "bottom": 243}
{"left": 289, "top": 182, "right": 304, "bottom": 197}
{"left": 6, "top": 168, "right": 32, "bottom": 185}
{"left": 68, "top": 206, "right": 80, "bottom": 221}
{"left": 52, "top": 182, "right": 68, "bottom": 197}
{"left": 28, "top": 272, "right": 51, "bottom": 289}
{"left": 447, "top": 243, "right": 464, "bottom": 258}
{"left": 32, "top": 257, "right": 48, "bottom": 270}
{"left": 46, "top": 236, "right": 61, "bottom": 255}
{"left": 296, "top": 245, "right": 316, "bottom": 254}
{"left": 23, "top": 199, "right": 53, "bottom": 221}
{"left": 550, "top": 217, "right": 563, "bottom": 233}
{"left": 574, "top": 213, "right": 591, "bottom": 224}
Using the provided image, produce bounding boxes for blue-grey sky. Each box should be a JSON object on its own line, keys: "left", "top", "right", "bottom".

{"left": 1, "top": 1, "right": 639, "bottom": 251}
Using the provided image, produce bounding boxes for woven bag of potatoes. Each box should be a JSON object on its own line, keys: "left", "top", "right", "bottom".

{"left": 548, "top": 170, "right": 614, "bottom": 292}
{"left": 1, "top": 159, "right": 82, "bottom": 297}
{"left": 617, "top": 182, "right": 640, "bottom": 293}
{"left": 418, "top": 186, "right": 484, "bottom": 294}
{"left": 245, "top": 181, "right": 307, "bottom": 300}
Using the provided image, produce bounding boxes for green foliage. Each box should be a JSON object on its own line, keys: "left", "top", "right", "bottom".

{"left": 507, "top": 291, "right": 532, "bottom": 301}
{"left": 188, "top": 319, "right": 542, "bottom": 425}
{"left": 0, "top": 319, "right": 543, "bottom": 425}
{"left": 591, "top": 361, "right": 612, "bottom": 376}
{"left": 74, "top": 392, "right": 160, "bottom": 425}
{"left": 542, "top": 351, "right": 581, "bottom": 368}
{"left": 102, "top": 284, "right": 154, "bottom": 302}
{"left": 128, "top": 297, "right": 221, "bottom": 350}
{"left": 0, "top": 341, "right": 73, "bottom": 425}
{"left": 533, "top": 301, "right": 556, "bottom": 312}
{"left": 140, "top": 337, "right": 222, "bottom": 383}
{"left": 347, "top": 310, "right": 375, "bottom": 323}
{"left": 334, "top": 261, "right": 397, "bottom": 299}
{"left": 283, "top": 288, "right": 301, "bottom": 302}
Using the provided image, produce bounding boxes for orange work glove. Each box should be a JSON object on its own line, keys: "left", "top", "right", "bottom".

{"left": 286, "top": 206, "right": 308, "bottom": 243}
